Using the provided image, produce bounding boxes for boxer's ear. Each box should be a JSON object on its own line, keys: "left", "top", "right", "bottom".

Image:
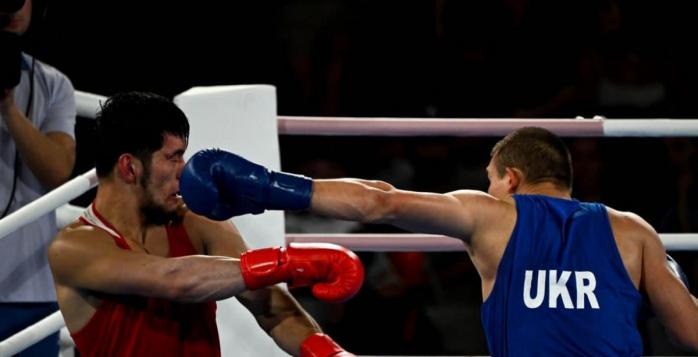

{"left": 117, "top": 154, "right": 139, "bottom": 184}
{"left": 505, "top": 167, "right": 523, "bottom": 194}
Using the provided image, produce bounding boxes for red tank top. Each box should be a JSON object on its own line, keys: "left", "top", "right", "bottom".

{"left": 71, "top": 204, "right": 221, "bottom": 357}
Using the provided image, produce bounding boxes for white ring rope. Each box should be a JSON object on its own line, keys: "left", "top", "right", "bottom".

{"left": 278, "top": 116, "right": 605, "bottom": 137}
{"left": 0, "top": 311, "right": 65, "bottom": 357}
{"left": 2, "top": 90, "right": 697, "bottom": 353}
{"left": 602, "top": 119, "right": 698, "bottom": 137}
{"left": 74, "top": 90, "right": 107, "bottom": 119}
{"left": 0, "top": 169, "right": 98, "bottom": 241}
{"left": 277, "top": 116, "right": 698, "bottom": 137}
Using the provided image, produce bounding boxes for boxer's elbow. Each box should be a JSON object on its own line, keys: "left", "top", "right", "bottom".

{"left": 156, "top": 258, "right": 216, "bottom": 302}
{"left": 317, "top": 179, "right": 399, "bottom": 223}
{"left": 361, "top": 182, "right": 401, "bottom": 223}
{"left": 153, "top": 266, "right": 192, "bottom": 301}
{"left": 666, "top": 310, "right": 698, "bottom": 352}
{"left": 670, "top": 330, "right": 698, "bottom": 353}
{"left": 681, "top": 316, "right": 698, "bottom": 351}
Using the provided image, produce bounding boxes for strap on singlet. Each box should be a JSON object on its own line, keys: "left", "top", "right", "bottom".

{"left": 81, "top": 202, "right": 199, "bottom": 256}
{"left": 79, "top": 203, "right": 131, "bottom": 250}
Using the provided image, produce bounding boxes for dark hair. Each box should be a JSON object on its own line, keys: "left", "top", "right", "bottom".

{"left": 491, "top": 127, "right": 573, "bottom": 190}
{"left": 95, "top": 92, "right": 189, "bottom": 177}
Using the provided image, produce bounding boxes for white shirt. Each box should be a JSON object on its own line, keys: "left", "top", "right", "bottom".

{"left": 0, "top": 53, "right": 75, "bottom": 302}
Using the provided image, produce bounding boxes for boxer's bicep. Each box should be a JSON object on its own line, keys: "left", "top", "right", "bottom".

{"left": 49, "top": 229, "right": 172, "bottom": 296}
{"left": 386, "top": 189, "right": 500, "bottom": 242}
{"left": 641, "top": 226, "right": 698, "bottom": 349}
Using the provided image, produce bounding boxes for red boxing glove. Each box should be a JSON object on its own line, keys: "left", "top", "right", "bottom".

{"left": 240, "top": 243, "right": 364, "bottom": 303}
{"left": 301, "top": 333, "right": 355, "bottom": 357}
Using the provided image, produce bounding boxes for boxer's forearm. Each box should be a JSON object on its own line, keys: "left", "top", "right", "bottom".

{"left": 237, "top": 286, "right": 320, "bottom": 357}
{"left": 311, "top": 179, "right": 396, "bottom": 223}
{"left": 158, "top": 255, "right": 247, "bottom": 302}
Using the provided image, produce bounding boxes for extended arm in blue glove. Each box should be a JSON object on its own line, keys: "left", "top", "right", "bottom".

{"left": 180, "top": 149, "right": 313, "bottom": 220}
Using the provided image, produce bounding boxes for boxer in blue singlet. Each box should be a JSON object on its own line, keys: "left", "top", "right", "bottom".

{"left": 180, "top": 126, "right": 698, "bottom": 356}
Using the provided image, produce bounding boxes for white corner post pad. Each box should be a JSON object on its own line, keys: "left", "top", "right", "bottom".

{"left": 175, "top": 85, "right": 288, "bottom": 357}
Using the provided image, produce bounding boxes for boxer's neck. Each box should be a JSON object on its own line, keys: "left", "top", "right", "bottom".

{"left": 515, "top": 182, "right": 572, "bottom": 199}
{"left": 94, "top": 181, "right": 148, "bottom": 243}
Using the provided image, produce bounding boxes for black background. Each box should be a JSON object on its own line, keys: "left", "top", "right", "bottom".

{"left": 18, "top": 0, "right": 698, "bottom": 355}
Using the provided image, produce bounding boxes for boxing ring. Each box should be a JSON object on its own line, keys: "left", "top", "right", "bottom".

{"left": 1, "top": 88, "right": 697, "bottom": 356}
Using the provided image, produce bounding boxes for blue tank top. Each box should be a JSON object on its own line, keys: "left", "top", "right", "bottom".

{"left": 481, "top": 195, "right": 642, "bottom": 357}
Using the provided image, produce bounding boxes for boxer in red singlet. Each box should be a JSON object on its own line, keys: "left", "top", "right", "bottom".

{"left": 48, "top": 92, "right": 361, "bottom": 357}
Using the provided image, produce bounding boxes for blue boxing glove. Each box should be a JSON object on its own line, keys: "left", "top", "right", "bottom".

{"left": 180, "top": 149, "right": 313, "bottom": 220}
